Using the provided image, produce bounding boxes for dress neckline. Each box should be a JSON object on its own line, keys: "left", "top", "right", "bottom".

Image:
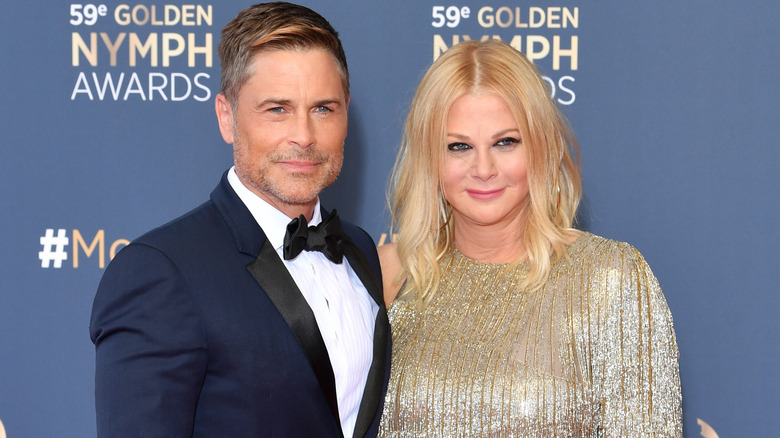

{"left": 451, "top": 231, "right": 590, "bottom": 267}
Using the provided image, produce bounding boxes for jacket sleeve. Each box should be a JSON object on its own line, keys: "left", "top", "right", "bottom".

{"left": 593, "top": 244, "right": 683, "bottom": 437}
{"left": 89, "top": 243, "right": 208, "bottom": 437}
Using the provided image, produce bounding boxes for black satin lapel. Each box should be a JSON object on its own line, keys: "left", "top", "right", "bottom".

{"left": 343, "top": 244, "right": 383, "bottom": 307}
{"left": 352, "top": 309, "right": 389, "bottom": 438}
{"left": 246, "top": 240, "right": 340, "bottom": 424}
{"left": 344, "top": 244, "right": 390, "bottom": 438}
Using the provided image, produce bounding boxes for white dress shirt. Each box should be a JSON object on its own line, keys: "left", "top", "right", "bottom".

{"left": 228, "top": 167, "right": 378, "bottom": 437}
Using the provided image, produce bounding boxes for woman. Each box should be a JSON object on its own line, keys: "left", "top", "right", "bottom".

{"left": 378, "top": 40, "right": 682, "bottom": 437}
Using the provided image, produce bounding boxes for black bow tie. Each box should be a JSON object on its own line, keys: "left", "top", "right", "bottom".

{"left": 283, "top": 210, "right": 346, "bottom": 264}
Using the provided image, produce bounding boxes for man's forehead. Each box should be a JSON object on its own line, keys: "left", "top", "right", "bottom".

{"left": 239, "top": 50, "right": 348, "bottom": 101}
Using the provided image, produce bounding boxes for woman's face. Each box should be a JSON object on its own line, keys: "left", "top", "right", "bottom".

{"left": 441, "top": 92, "right": 529, "bottom": 230}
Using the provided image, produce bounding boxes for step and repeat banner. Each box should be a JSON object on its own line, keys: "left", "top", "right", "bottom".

{"left": 1, "top": 1, "right": 778, "bottom": 436}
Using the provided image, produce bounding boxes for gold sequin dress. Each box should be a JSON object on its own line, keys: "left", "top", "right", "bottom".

{"left": 379, "top": 233, "right": 682, "bottom": 437}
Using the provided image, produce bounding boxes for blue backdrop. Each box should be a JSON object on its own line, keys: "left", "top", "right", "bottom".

{"left": 1, "top": 1, "right": 778, "bottom": 436}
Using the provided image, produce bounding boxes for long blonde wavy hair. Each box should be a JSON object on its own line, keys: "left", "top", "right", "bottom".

{"left": 389, "top": 39, "right": 582, "bottom": 305}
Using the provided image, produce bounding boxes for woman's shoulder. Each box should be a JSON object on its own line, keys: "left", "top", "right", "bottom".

{"left": 570, "top": 232, "right": 646, "bottom": 265}
{"left": 563, "top": 232, "right": 659, "bottom": 290}
{"left": 377, "top": 242, "right": 404, "bottom": 306}
{"left": 570, "top": 232, "right": 661, "bottom": 295}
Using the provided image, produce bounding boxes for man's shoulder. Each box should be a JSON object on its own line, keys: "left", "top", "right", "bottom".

{"left": 135, "top": 199, "right": 220, "bottom": 247}
{"left": 122, "top": 200, "right": 229, "bottom": 255}
{"left": 339, "top": 217, "right": 375, "bottom": 251}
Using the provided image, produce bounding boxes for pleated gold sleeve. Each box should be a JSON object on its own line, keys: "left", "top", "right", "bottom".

{"left": 378, "top": 233, "right": 682, "bottom": 437}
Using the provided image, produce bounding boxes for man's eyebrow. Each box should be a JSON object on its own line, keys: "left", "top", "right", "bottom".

{"left": 257, "top": 98, "right": 291, "bottom": 107}
{"left": 255, "top": 98, "right": 344, "bottom": 108}
{"left": 313, "top": 98, "right": 344, "bottom": 107}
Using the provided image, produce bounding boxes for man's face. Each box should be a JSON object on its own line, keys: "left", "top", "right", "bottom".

{"left": 216, "top": 49, "right": 349, "bottom": 218}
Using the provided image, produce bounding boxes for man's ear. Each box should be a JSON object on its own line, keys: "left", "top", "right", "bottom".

{"left": 215, "top": 93, "right": 235, "bottom": 144}
{"left": 344, "top": 93, "right": 350, "bottom": 131}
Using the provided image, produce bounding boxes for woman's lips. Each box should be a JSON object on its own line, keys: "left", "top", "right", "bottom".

{"left": 466, "top": 188, "right": 505, "bottom": 200}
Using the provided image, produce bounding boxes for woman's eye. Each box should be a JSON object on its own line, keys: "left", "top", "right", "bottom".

{"left": 447, "top": 142, "right": 471, "bottom": 152}
{"left": 495, "top": 137, "right": 520, "bottom": 147}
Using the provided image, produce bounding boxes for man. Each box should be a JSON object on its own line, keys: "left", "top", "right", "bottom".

{"left": 89, "top": 3, "right": 390, "bottom": 437}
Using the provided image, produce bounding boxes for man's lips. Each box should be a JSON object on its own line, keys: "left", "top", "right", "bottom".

{"left": 278, "top": 160, "right": 320, "bottom": 171}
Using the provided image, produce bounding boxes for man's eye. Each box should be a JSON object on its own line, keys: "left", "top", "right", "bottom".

{"left": 447, "top": 142, "right": 471, "bottom": 152}
{"left": 315, "top": 106, "right": 333, "bottom": 113}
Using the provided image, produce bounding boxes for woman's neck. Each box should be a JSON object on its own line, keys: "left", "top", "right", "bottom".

{"left": 452, "top": 215, "right": 527, "bottom": 264}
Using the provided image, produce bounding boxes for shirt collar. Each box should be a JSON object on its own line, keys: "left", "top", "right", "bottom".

{"left": 227, "top": 166, "right": 322, "bottom": 251}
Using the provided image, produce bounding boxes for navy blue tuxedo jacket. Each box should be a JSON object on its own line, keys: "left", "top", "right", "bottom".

{"left": 90, "top": 173, "right": 390, "bottom": 437}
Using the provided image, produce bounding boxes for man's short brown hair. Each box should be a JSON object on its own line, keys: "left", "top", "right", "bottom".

{"left": 218, "top": 2, "right": 349, "bottom": 107}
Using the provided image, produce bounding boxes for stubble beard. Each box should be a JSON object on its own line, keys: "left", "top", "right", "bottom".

{"left": 232, "top": 131, "right": 343, "bottom": 206}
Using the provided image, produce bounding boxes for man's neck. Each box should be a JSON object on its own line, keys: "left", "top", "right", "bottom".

{"left": 236, "top": 176, "right": 317, "bottom": 221}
